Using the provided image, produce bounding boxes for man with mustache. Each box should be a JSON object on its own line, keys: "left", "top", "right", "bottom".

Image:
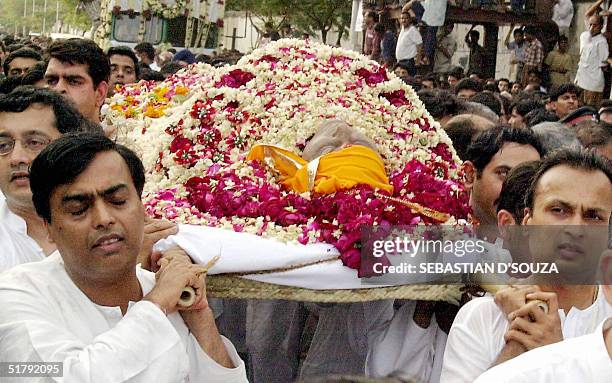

{"left": 0, "top": 133, "right": 248, "bottom": 382}
{"left": 473, "top": 249, "right": 612, "bottom": 381}
{"left": 0, "top": 86, "right": 177, "bottom": 273}
{"left": 441, "top": 149, "right": 612, "bottom": 382}
{"left": 0, "top": 86, "right": 101, "bottom": 271}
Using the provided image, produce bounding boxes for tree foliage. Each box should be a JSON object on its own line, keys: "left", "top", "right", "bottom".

{"left": 0, "top": 0, "right": 92, "bottom": 35}
{"left": 227, "top": 0, "right": 352, "bottom": 44}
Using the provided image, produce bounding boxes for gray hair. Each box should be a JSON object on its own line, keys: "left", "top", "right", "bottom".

{"left": 458, "top": 101, "right": 499, "bottom": 123}
{"left": 530, "top": 122, "right": 582, "bottom": 154}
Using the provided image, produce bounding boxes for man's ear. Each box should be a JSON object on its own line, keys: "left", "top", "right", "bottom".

{"left": 95, "top": 81, "right": 109, "bottom": 108}
{"left": 43, "top": 219, "right": 55, "bottom": 244}
{"left": 496, "top": 209, "right": 516, "bottom": 240}
{"left": 600, "top": 251, "right": 612, "bottom": 304}
{"left": 462, "top": 161, "right": 476, "bottom": 192}
{"left": 521, "top": 207, "right": 532, "bottom": 226}
{"left": 497, "top": 209, "right": 516, "bottom": 227}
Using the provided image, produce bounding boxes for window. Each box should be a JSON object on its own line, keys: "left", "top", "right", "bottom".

{"left": 112, "top": 13, "right": 163, "bottom": 44}
{"left": 166, "top": 16, "right": 188, "bottom": 47}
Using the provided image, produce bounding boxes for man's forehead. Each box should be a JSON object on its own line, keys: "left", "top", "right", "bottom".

{"left": 535, "top": 165, "right": 612, "bottom": 208}
{"left": 110, "top": 55, "right": 136, "bottom": 68}
{"left": 0, "top": 104, "right": 57, "bottom": 135}
{"left": 46, "top": 58, "right": 90, "bottom": 77}
{"left": 9, "top": 57, "right": 38, "bottom": 66}
{"left": 53, "top": 153, "right": 134, "bottom": 196}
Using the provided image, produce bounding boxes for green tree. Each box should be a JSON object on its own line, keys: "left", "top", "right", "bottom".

{"left": 0, "top": 0, "right": 92, "bottom": 36}
{"left": 291, "top": 0, "right": 352, "bottom": 44}
{"left": 227, "top": 0, "right": 352, "bottom": 44}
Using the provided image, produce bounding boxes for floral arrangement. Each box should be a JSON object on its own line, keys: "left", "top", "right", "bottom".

{"left": 107, "top": 39, "right": 470, "bottom": 270}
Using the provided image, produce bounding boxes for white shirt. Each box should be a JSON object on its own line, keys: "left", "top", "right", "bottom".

{"left": 575, "top": 32, "right": 609, "bottom": 92}
{"left": 552, "top": 0, "right": 574, "bottom": 28}
{"left": 0, "top": 197, "right": 49, "bottom": 273}
{"left": 366, "top": 300, "right": 446, "bottom": 383}
{"left": 440, "top": 289, "right": 612, "bottom": 383}
{"left": 474, "top": 317, "right": 612, "bottom": 383}
{"left": 0, "top": 253, "right": 248, "bottom": 383}
{"left": 422, "top": 0, "right": 448, "bottom": 27}
{"left": 396, "top": 25, "right": 423, "bottom": 61}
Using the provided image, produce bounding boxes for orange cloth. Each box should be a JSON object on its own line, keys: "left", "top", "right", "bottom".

{"left": 247, "top": 144, "right": 393, "bottom": 194}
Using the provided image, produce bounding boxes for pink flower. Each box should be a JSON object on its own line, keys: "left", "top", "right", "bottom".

{"left": 170, "top": 136, "right": 192, "bottom": 153}
{"left": 380, "top": 90, "right": 410, "bottom": 107}
{"left": 217, "top": 69, "right": 255, "bottom": 88}
{"left": 355, "top": 66, "right": 388, "bottom": 86}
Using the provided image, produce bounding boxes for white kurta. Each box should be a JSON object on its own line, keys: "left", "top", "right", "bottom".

{"left": 366, "top": 300, "right": 447, "bottom": 383}
{"left": 575, "top": 32, "right": 609, "bottom": 92}
{"left": 0, "top": 253, "right": 248, "bottom": 383}
{"left": 396, "top": 26, "right": 423, "bottom": 61}
{"left": 440, "top": 290, "right": 612, "bottom": 383}
{"left": 0, "top": 197, "right": 50, "bottom": 273}
{"left": 474, "top": 318, "right": 612, "bottom": 383}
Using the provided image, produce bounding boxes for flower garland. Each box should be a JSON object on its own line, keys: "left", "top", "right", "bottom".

{"left": 143, "top": 0, "right": 190, "bottom": 19}
{"left": 107, "top": 39, "right": 471, "bottom": 270}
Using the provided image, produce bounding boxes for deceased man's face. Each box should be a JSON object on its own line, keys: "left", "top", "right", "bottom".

{"left": 302, "top": 120, "right": 378, "bottom": 161}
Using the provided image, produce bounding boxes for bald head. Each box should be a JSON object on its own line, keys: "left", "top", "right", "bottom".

{"left": 302, "top": 120, "right": 378, "bottom": 161}
{"left": 443, "top": 114, "right": 495, "bottom": 160}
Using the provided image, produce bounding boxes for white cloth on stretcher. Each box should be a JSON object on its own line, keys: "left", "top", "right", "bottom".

{"left": 153, "top": 224, "right": 395, "bottom": 290}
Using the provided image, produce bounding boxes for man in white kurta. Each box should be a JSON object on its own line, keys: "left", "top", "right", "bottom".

{"left": 440, "top": 149, "right": 612, "bottom": 383}
{"left": 0, "top": 133, "right": 248, "bottom": 382}
{"left": 474, "top": 251, "right": 612, "bottom": 383}
{"left": 474, "top": 317, "right": 612, "bottom": 383}
{"left": 0, "top": 195, "right": 48, "bottom": 271}
{"left": 0, "top": 253, "right": 247, "bottom": 383}
{"left": 575, "top": 15, "right": 609, "bottom": 107}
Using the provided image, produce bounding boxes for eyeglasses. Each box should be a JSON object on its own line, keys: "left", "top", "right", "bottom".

{"left": 0, "top": 136, "right": 51, "bottom": 156}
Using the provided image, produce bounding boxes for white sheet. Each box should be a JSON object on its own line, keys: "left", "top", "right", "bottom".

{"left": 153, "top": 224, "right": 396, "bottom": 290}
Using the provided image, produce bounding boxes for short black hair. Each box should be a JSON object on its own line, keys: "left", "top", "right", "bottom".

{"left": 140, "top": 69, "right": 165, "bottom": 82}
{"left": 549, "top": 83, "right": 581, "bottom": 101}
{"left": 513, "top": 28, "right": 524, "bottom": 36}
{"left": 21, "top": 61, "right": 47, "bottom": 86}
{"left": 3, "top": 47, "right": 43, "bottom": 76}
{"left": 523, "top": 25, "right": 537, "bottom": 35}
{"left": 447, "top": 66, "right": 465, "bottom": 79}
{"left": 525, "top": 108, "right": 559, "bottom": 127}
{"left": 107, "top": 46, "right": 140, "bottom": 79}
{"left": 0, "top": 86, "right": 101, "bottom": 135}
{"left": 30, "top": 133, "right": 145, "bottom": 222}
{"left": 417, "top": 89, "right": 461, "bottom": 120}
{"left": 160, "top": 62, "right": 184, "bottom": 76}
{"left": 454, "top": 78, "right": 483, "bottom": 95}
{"left": 469, "top": 30, "right": 480, "bottom": 40}
{"left": 496, "top": 160, "right": 541, "bottom": 222}
{"left": 510, "top": 99, "right": 540, "bottom": 117}
{"left": 0, "top": 76, "right": 24, "bottom": 94}
{"left": 466, "top": 126, "right": 545, "bottom": 175}
{"left": 134, "top": 42, "right": 156, "bottom": 61}
{"left": 470, "top": 92, "right": 502, "bottom": 116}
{"left": 525, "top": 149, "right": 612, "bottom": 210}
{"left": 47, "top": 39, "right": 110, "bottom": 88}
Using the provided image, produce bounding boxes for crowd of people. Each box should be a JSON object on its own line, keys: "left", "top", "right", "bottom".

{"left": 0, "top": 2, "right": 609, "bottom": 383}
